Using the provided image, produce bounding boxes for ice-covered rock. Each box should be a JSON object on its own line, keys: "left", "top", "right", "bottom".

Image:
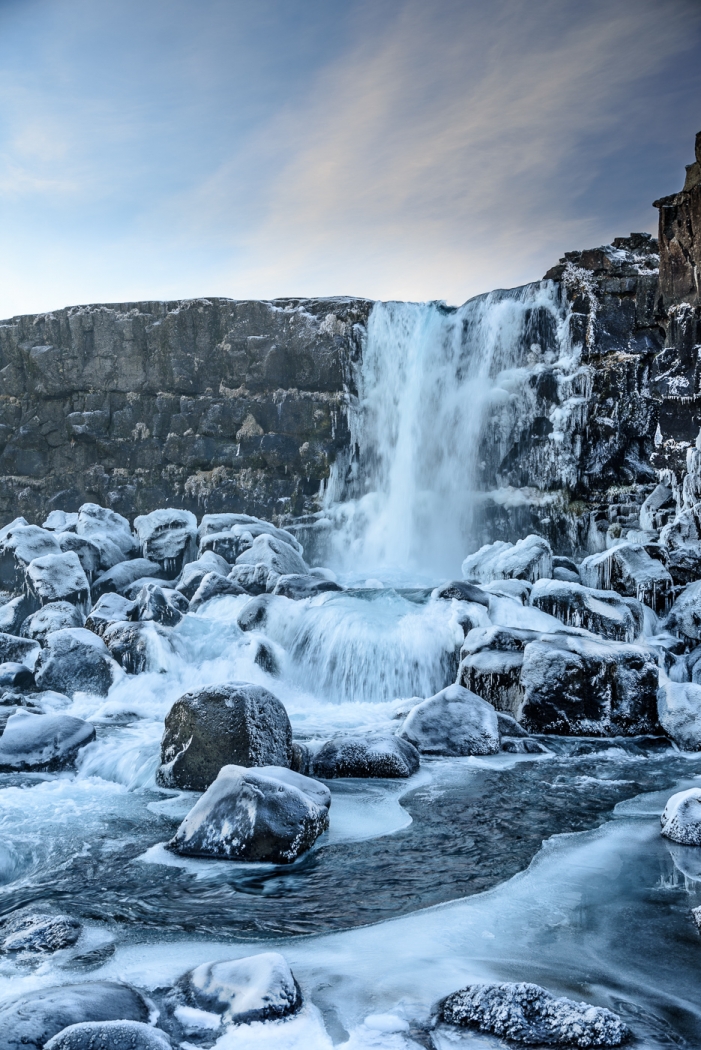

{"left": 0, "top": 632, "right": 40, "bottom": 665}
{"left": 128, "top": 583, "right": 189, "bottom": 627}
{"left": 103, "top": 621, "right": 171, "bottom": 675}
{"left": 25, "top": 551, "right": 91, "bottom": 615}
{"left": 640, "top": 483, "right": 676, "bottom": 532}
{"left": 311, "top": 733, "right": 420, "bottom": 778}
{"left": 272, "top": 574, "right": 342, "bottom": 600}
{"left": 21, "top": 601, "right": 84, "bottom": 644}
{"left": 157, "top": 683, "right": 293, "bottom": 791}
{"left": 75, "top": 504, "right": 136, "bottom": 559}
{"left": 92, "top": 559, "right": 166, "bottom": 600}
{"left": 439, "top": 982, "right": 629, "bottom": 1047}
{"left": 398, "top": 684, "right": 499, "bottom": 756}
{"left": 199, "top": 514, "right": 303, "bottom": 551}
{"left": 665, "top": 580, "right": 701, "bottom": 642}
{"left": 176, "top": 552, "right": 231, "bottom": 599}
{"left": 189, "top": 572, "right": 246, "bottom": 612}
{"left": 236, "top": 533, "right": 308, "bottom": 578}
{"left": 529, "top": 579, "right": 644, "bottom": 642}
{"left": 661, "top": 788, "right": 701, "bottom": 845}
{"left": 662, "top": 543, "right": 701, "bottom": 587}
{"left": 42, "top": 510, "right": 79, "bottom": 532}
{"left": 85, "top": 592, "right": 131, "bottom": 638}
{"left": 580, "top": 543, "right": 672, "bottom": 612}
{"left": 459, "top": 650, "right": 526, "bottom": 715}
{"left": 44, "top": 1021, "right": 172, "bottom": 1050}
{"left": 0, "top": 981, "right": 151, "bottom": 1050}
{"left": 173, "top": 951, "right": 302, "bottom": 1025}
{"left": 658, "top": 679, "right": 701, "bottom": 749}
{"left": 34, "top": 628, "right": 120, "bottom": 697}
{"left": 0, "top": 524, "right": 60, "bottom": 592}
{"left": 0, "top": 662, "right": 34, "bottom": 690}
{"left": 198, "top": 531, "right": 242, "bottom": 564}
{"left": 433, "top": 580, "right": 490, "bottom": 605}
{"left": 56, "top": 532, "right": 101, "bottom": 579}
{"left": 0, "top": 594, "right": 30, "bottom": 634}
{"left": 134, "top": 509, "right": 197, "bottom": 575}
{"left": 0, "top": 912, "right": 81, "bottom": 953}
{"left": 168, "top": 764, "right": 329, "bottom": 862}
{"left": 0, "top": 710, "right": 95, "bottom": 771}
{"left": 229, "top": 563, "right": 272, "bottom": 595}
{"left": 461, "top": 535, "right": 552, "bottom": 585}
{"left": 236, "top": 594, "right": 273, "bottom": 632}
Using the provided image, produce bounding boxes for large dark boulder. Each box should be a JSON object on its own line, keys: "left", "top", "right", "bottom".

{"left": 156, "top": 683, "right": 293, "bottom": 790}
{"left": 0, "top": 632, "right": 40, "bottom": 665}
{"left": 34, "top": 628, "right": 120, "bottom": 698}
{"left": 92, "top": 559, "right": 166, "bottom": 601}
{"left": 0, "top": 711, "right": 95, "bottom": 771}
{"left": 85, "top": 592, "right": 131, "bottom": 638}
{"left": 0, "top": 524, "right": 60, "bottom": 593}
{"left": 103, "top": 621, "right": 170, "bottom": 675}
{"left": 188, "top": 572, "right": 246, "bottom": 612}
{"left": 311, "top": 733, "right": 420, "bottom": 778}
{"left": 529, "top": 579, "right": 644, "bottom": 642}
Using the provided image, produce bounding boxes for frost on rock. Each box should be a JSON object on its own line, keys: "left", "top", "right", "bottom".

{"left": 0, "top": 524, "right": 60, "bottom": 593}
{"left": 0, "top": 631, "right": 40, "bottom": 665}
{"left": 34, "top": 628, "right": 120, "bottom": 698}
{"left": 44, "top": 1020, "right": 172, "bottom": 1050}
{"left": 236, "top": 532, "right": 309, "bottom": 578}
{"left": 85, "top": 592, "right": 131, "bottom": 637}
{"left": 398, "top": 684, "right": 500, "bottom": 756}
{"left": 92, "top": 559, "right": 166, "bottom": 601}
{"left": 56, "top": 532, "right": 101, "bottom": 580}
{"left": 173, "top": 951, "right": 302, "bottom": 1025}
{"left": 25, "top": 551, "right": 91, "bottom": 616}
{"left": 103, "top": 621, "right": 172, "bottom": 675}
{"left": 439, "top": 982, "right": 629, "bottom": 1047}
{"left": 229, "top": 563, "right": 273, "bottom": 595}
{"left": 0, "top": 912, "right": 81, "bottom": 954}
{"left": 75, "top": 503, "right": 136, "bottom": 559}
{"left": 177, "top": 553, "right": 231, "bottom": 598}
{"left": 134, "top": 508, "right": 197, "bottom": 575}
{"left": 311, "top": 733, "right": 420, "bottom": 778}
{"left": 665, "top": 580, "right": 701, "bottom": 642}
{"left": 272, "top": 573, "right": 343, "bottom": 600}
{"left": 529, "top": 579, "right": 644, "bottom": 642}
{"left": 661, "top": 788, "right": 701, "bottom": 845}
{"left": 188, "top": 571, "right": 245, "bottom": 612}
{"left": 0, "top": 710, "right": 95, "bottom": 771}
{"left": 579, "top": 544, "right": 672, "bottom": 613}
{"left": 127, "top": 583, "right": 189, "bottom": 627}
{"left": 657, "top": 679, "right": 701, "bottom": 750}
{"left": 462, "top": 535, "right": 553, "bottom": 585}
{"left": 168, "top": 764, "right": 330, "bottom": 863}
{"left": 21, "top": 601, "right": 84, "bottom": 645}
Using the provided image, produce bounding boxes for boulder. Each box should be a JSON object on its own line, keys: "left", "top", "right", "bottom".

{"left": 173, "top": 952, "right": 302, "bottom": 1025}
{"left": 123, "top": 577, "right": 176, "bottom": 601}
{"left": 529, "top": 579, "right": 644, "bottom": 642}
{"left": 199, "top": 515, "right": 303, "bottom": 553}
{"left": 85, "top": 534, "right": 131, "bottom": 572}
{"left": 398, "top": 684, "right": 499, "bottom": 756}
{"left": 658, "top": 679, "right": 701, "bottom": 749}
{"left": 197, "top": 512, "right": 261, "bottom": 540}
{"left": 189, "top": 572, "right": 246, "bottom": 612}
{"left": 0, "top": 632, "right": 40, "bottom": 665}
{"left": 44, "top": 1021, "right": 171, "bottom": 1050}
{"left": 229, "top": 563, "right": 272, "bottom": 595}
{"left": 21, "top": 602, "right": 84, "bottom": 644}
{"left": 640, "top": 483, "right": 676, "bottom": 531}
{"left": 156, "top": 683, "right": 293, "bottom": 791}
{"left": 92, "top": 559, "right": 166, "bottom": 600}
{"left": 433, "top": 580, "right": 490, "bottom": 605}
{"left": 0, "top": 663, "right": 34, "bottom": 690}
{"left": 198, "top": 531, "right": 242, "bottom": 565}
{"left": 0, "top": 710, "right": 95, "bottom": 771}
{"left": 176, "top": 553, "right": 231, "bottom": 599}
{"left": 439, "top": 982, "right": 629, "bottom": 1047}
{"left": 237, "top": 594, "right": 274, "bottom": 632}
{"left": 311, "top": 733, "right": 420, "bottom": 778}
{"left": 75, "top": 504, "right": 136, "bottom": 558}
{"left": 496, "top": 712, "right": 529, "bottom": 737}
{"left": 662, "top": 543, "right": 701, "bottom": 588}
{"left": 580, "top": 543, "right": 672, "bottom": 613}
{"left": 551, "top": 566, "right": 580, "bottom": 583}
{"left": 128, "top": 583, "right": 189, "bottom": 626}
{"left": 0, "top": 524, "right": 60, "bottom": 592}
{"left": 85, "top": 592, "right": 131, "bottom": 638}
{"left": 235, "top": 534, "right": 308, "bottom": 578}
{"left": 34, "top": 628, "right": 120, "bottom": 698}
{"left": 168, "top": 764, "right": 329, "bottom": 862}
{"left": 0, "top": 594, "right": 31, "bottom": 634}
{"left": 0, "top": 913, "right": 81, "bottom": 953}
{"left": 272, "top": 574, "right": 343, "bottom": 600}
{"left": 25, "top": 552, "right": 91, "bottom": 615}
{"left": 459, "top": 650, "right": 525, "bottom": 715}
{"left": 665, "top": 580, "right": 701, "bottom": 642}
{"left": 56, "top": 533, "right": 102, "bottom": 579}
{"left": 42, "top": 510, "right": 79, "bottom": 532}
{"left": 461, "top": 535, "right": 552, "bottom": 585}
{"left": 661, "top": 788, "right": 701, "bottom": 845}
{"left": 0, "top": 981, "right": 150, "bottom": 1050}
{"left": 133, "top": 509, "right": 197, "bottom": 575}
{"left": 103, "top": 621, "right": 171, "bottom": 675}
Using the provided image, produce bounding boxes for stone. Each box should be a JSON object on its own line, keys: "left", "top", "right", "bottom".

{"left": 34, "top": 628, "right": 120, "bottom": 698}
{"left": 461, "top": 535, "right": 552, "bottom": 585}
{"left": 156, "top": 682, "right": 293, "bottom": 791}
{"left": 0, "top": 594, "right": 30, "bottom": 635}
{"left": 56, "top": 532, "right": 102, "bottom": 579}
{"left": 173, "top": 952, "right": 302, "bottom": 1025}
{"left": 439, "top": 982, "right": 629, "bottom": 1047}
{"left": 658, "top": 679, "right": 701, "bottom": 749}
{"left": 128, "top": 583, "right": 189, "bottom": 626}
{"left": 459, "top": 650, "right": 525, "bottom": 715}
{"left": 0, "top": 632, "right": 40, "bottom": 665}
{"left": 176, "top": 552, "right": 231, "bottom": 599}
{"left": 551, "top": 567, "right": 580, "bottom": 583}
{"left": 640, "top": 483, "right": 676, "bottom": 531}
{"left": 0, "top": 912, "right": 81, "bottom": 953}
{"left": 189, "top": 572, "right": 246, "bottom": 612}
{"left": 272, "top": 573, "right": 342, "bottom": 600}
{"left": 529, "top": 578, "right": 644, "bottom": 642}
{"left": 168, "top": 764, "right": 330, "bottom": 862}
{"left": 311, "top": 733, "right": 420, "bottom": 778}
{"left": 21, "top": 601, "right": 84, "bottom": 644}
{"left": 75, "top": 503, "right": 136, "bottom": 558}
{"left": 661, "top": 788, "right": 701, "bottom": 845}
{"left": 236, "top": 594, "right": 274, "bottom": 632}
{"left": 236, "top": 533, "right": 308, "bottom": 578}
{"left": 85, "top": 592, "right": 132, "bottom": 637}
{"left": 198, "top": 531, "right": 242, "bottom": 565}
{"left": 103, "top": 621, "right": 171, "bottom": 675}
{"left": 496, "top": 711, "right": 529, "bottom": 737}
{"left": 579, "top": 543, "right": 672, "bottom": 613}
{"left": 229, "top": 563, "right": 272, "bottom": 595}
{"left": 398, "top": 684, "right": 499, "bottom": 756}
{"left": 0, "top": 710, "right": 95, "bottom": 771}
{"left": 665, "top": 580, "right": 701, "bottom": 642}
{"left": 0, "top": 524, "right": 60, "bottom": 592}
{"left": 133, "top": 508, "right": 197, "bottom": 575}
{"left": 44, "top": 1021, "right": 172, "bottom": 1050}
{"left": 25, "top": 551, "right": 91, "bottom": 615}
{"left": 43, "top": 510, "right": 79, "bottom": 532}
{"left": 198, "top": 514, "right": 303, "bottom": 553}
{"left": 92, "top": 559, "right": 166, "bottom": 600}
{"left": 433, "top": 580, "right": 490, "bottom": 605}
{"left": 0, "top": 981, "right": 151, "bottom": 1050}
{"left": 0, "top": 663, "right": 34, "bottom": 690}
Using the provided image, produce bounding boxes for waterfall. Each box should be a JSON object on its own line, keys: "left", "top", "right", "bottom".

{"left": 325, "top": 280, "right": 580, "bottom": 577}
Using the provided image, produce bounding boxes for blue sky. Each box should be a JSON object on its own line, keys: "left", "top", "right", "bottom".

{"left": 1, "top": 0, "right": 700, "bottom": 316}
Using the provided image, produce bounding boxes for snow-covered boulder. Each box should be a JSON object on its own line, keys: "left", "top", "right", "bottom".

{"left": 198, "top": 512, "right": 260, "bottom": 539}
{"left": 235, "top": 534, "right": 308, "bottom": 578}
{"left": 56, "top": 532, "right": 101, "bottom": 579}
{"left": 156, "top": 683, "right": 293, "bottom": 791}
{"left": 199, "top": 514, "right": 302, "bottom": 551}
{"left": 176, "top": 552, "right": 231, "bottom": 599}
{"left": 0, "top": 912, "right": 81, "bottom": 954}
{"left": 0, "top": 662, "right": 34, "bottom": 690}
{"left": 134, "top": 509, "right": 197, "bottom": 575}
{"left": 580, "top": 543, "right": 672, "bottom": 612}
{"left": 103, "top": 621, "right": 172, "bottom": 675}
{"left": 0, "top": 595, "right": 32, "bottom": 635}
{"left": 640, "top": 483, "right": 675, "bottom": 532}
{"left": 168, "top": 764, "right": 329, "bottom": 863}
{"left": 21, "top": 602, "right": 84, "bottom": 645}
{"left": 84, "top": 592, "right": 131, "bottom": 638}
{"left": 398, "top": 684, "right": 499, "bottom": 756}
{"left": 658, "top": 679, "right": 701, "bottom": 749}
{"left": 172, "top": 952, "right": 302, "bottom": 1026}
{"left": 92, "top": 559, "right": 165, "bottom": 600}
{"left": 198, "top": 531, "right": 241, "bottom": 564}
{"left": 128, "top": 583, "right": 189, "bottom": 626}
{"left": 665, "top": 580, "right": 701, "bottom": 643}
{"left": 44, "top": 1021, "right": 172, "bottom": 1050}
{"left": 433, "top": 580, "right": 490, "bottom": 605}
{"left": 439, "top": 982, "right": 628, "bottom": 1047}
{"left": 228, "top": 563, "right": 271, "bottom": 595}
{"left": 458, "top": 650, "right": 525, "bottom": 715}
{"left": 25, "top": 552, "right": 91, "bottom": 615}
{"left": 189, "top": 572, "right": 246, "bottom": 612}
{"left": 34, "top": 628, "right": 120, "bottom": 697}
{"left": 529, "top": 579, "right": 644, "bottom": 642}
{"left": 0, "top": 981, "right": 151, "bottom": 1050}
{"left": 461, "top": 535, "right": 552, "bottom": 585}
{"left": 0, "top": 632, "right": 40, "bottom": 665}
{"left": 0, "top": 525, "right": 60, "bottom": 593}
{"left": 272, "top": 574, "right": 342, "bottom": 600}
{"left": 236, "top": 594, "right": 273, "bottom": 632}
{"left": 0, "top": 710, "right": 94, "bottom": 772}
{"left": 42, "top": 510, "right": 78, "bottom": 533}
{"left": 75, "top": 504, "right": 136, "bottom": 559}
{"left": 661, "top": 788, "right": 701, "bottom": 845}
{"left": 663, "top": 543, "right": 701, "bottom": 587}
{"left": 311, "top": 733, "right": 420, "bottom": 778}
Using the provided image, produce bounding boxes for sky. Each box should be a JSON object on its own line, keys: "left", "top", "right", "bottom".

{"left": 1, "top": 0, "right": 700, "bottom": 317}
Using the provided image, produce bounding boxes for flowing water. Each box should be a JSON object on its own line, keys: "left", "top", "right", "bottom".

{"left": 2, "top": 286, "right": 701, "bottom": 1049}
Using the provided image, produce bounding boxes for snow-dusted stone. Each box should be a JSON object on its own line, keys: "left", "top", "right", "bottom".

{"left": 658, "top": 679, "right": 701, "bottom": 749}
{"left": 398, "top": 684, "right": 499, "bottom": 756}
{"left": 0, "top": 594, "right": 30, "bottom": 635}
{"left": 228, "top": 563, "right": 272, "bottom": 595}
{"left": 92, "top": 559, "right": 166, "bottom": 600}
{"left": 34, "top": 628, "right": 120, "bottom": 698}
{"left": 75, "top": 503, "right": 136, "bottom": 559}
{"left": 663, "top": 543, "right": 701, "bottom": 587}
{"left": 0, "top": 663, "right": 34, "bottom": 690}
{"left": 529, "top": 579, "right": 644, "bottom": 642}
{"left": 176, "top": 552, "right": 231, "bottom": 599}
{"left": 0, "top": 632, "right": 40, "bottom": 665}
{"left": 519, "top": 635, "right": 659, "bottom": 735}
{"left": 461, "top": 535, "right": 552, "bottom": 585}
{"left": 580, "top": 543, "right": 672, "bottom": 612}
{"left": 44, "top": 1020, "right": 172, "bottom": 1050}
{"left": 25, "top": 552, "right": 91, "bottom": 615}
{"left": 0, "top": 981, "right": 151, "bottom": 1050}
{"left": 56, "top": 532, "right": 101, "bottom": 579}
{"left": 0, "top": 913, "right": 81, "bottom": 954}
{"left": 128, "top": 583, "right": 189, "bottom": 626}
{"left": 272, "top": 574, "right": 342, "bottom": 600}
{"left": 439, "top": 982, "right": 628, "bottom": 1047}
{"left": 157, "top": 683, "right": 293, "bottom": 791}
{"left": 174, "top": 952, "right": 302, "bottom": 1025}
{"left": 42, "top": 510, "right": 79, "bottom": 533}
{"left": 640, "top": 483, "right": 676, "bottom": 531}
{"left": 168, "top": 764, "right": 329, "bottom": 862}
{"left": 21, "top": 602, "right": 84, "bottom": 645}
{"left": 189, "top": 573, "right": 246, "bottom": 612}
{"left": 123, "top": 576, "right": 177, "bottom": 601}
{"left": 199, "top": 513, "right": 303, "bottom": 550}
{"left": 85, "top": 592, "right": 131, "bottom": 638}
{"left": 311, "top": 733, "right": 420, "bottom": 779}
{"left": 198, "top": 512, "right": 261, "bottom": 540}
{"left": 236, "top": 594, "right": 274, "bottom": 632}
{"left": 103, "top": 621, "right": 171, "bottom": 675}
{"left": 433, "top": 580, "right": 490, "bottom": 605}
{"left": 0, "top": 525, "right": 60, "bottom": 593}
{"left": 0, "top": 710, "right": 95, "bottom": 772}
{"left": 459, "top": 651, "right": 525, "bottom": 715}
{"left": 0, "top": 516, "right": 28, "bottom": 540}
{"left": 665, "top": 580, "right": 701, "bottom": 643}
{"left": 134, "top": 509, "right": 197, "bottom": 575}
{"left": 236, "top": 533, "right": 308, "bottom": 578}
{"left": 198, "top": 531, "right": 242, "bottom": 564}
{"left": 661, "top": 788, "right": 701, "bottom": 845}
{"left": 552, "top": 567, "right": 580, "bottom": 583}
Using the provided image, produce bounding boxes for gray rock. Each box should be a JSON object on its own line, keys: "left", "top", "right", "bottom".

{"left": 44, "top": 1021, "right": 171, "bottom": 1050}
{"left": 0, "top": 981, "right": 150, "bottom": 1050}
{"left": 0, "top": 594, "right": 31, "bottom": 635}
{"left": 198, "top": 530, "right": 242, "bottom": 564}
{"left": 311, "top": 733, "right": 420, "bottom": 778}
{"left": 34, "top": 628, "right": 120, "bottom": 698}
{"left": 43, "top": 510, "right": 79, "bottom": 532}
{"left": 57, "top": 532, "right": 101, "bottom": 579}
{"left": 25, "top": 551, "right": 91, "bottom": 615}
{"left": 459, "top": 650, "right": 526, "bottom": 715}
{"left": 168, "top": 764, "right": 329, "bottom": 862}
{"left": 92, "top": 559, "right": 166, "bottom": 600}
{"left": 433, "top": 580, "right": 490, "bottom": 605}
{"left": 0, "top": 912, "right": 81, "bottom": 953}
{"left": 133, "top": 509, "right": 197, "bottom": 575}
{"left": 237, "top": 594, "right": 274, "bottom": 631}
{"left": 661, "top": 788, "right": 701, "bottom": 845}
{"left": 658, "top": 679, "right": 701, "bottom": 749}
{"left": 0, "top": 710, "right": 95, "bottom": 771}
{"left": 84, "top": 592, "right": 131, "bottom": 638}
{"left": 189, "top": 572, "right": 246, "bottom": 612}
{"left": 174, "top": 951, "right": 302, "bottom": 1024}
{"left": 529, "top": 578, "right": 644, "bottom": 642}
{"left": 128, "top": 584, "right": 189, "bottom": 626}
{"left": 75, "top": 504, "right": 136, "bottom": 558}
{"left": 21, "top": 601, "right": 84, "bottom": 644}
{"left": 156, "top": 682, "right": 293, "bottom": 791}
{"left": 123, "top": 577, "right": 178, "bottom": 601}
{"left": 229, "top": 563, "right": 272, "bottom": 595}
{"left": 501, "top": 736, "right": 550, "bottom": 754}
{"left": 461, "top": 535, "right": 553, "bottom": 585}
{"left": 580, "top": 542, "right": 672, "bottom": 613}
{"left": 0, "top": 632, "right": 40, "bottom": 665}
{"left": 236, "top": 533, "right": 308, "bottom": 577}
{"left": 496, "top": 711, "right": 529, "bottom": 737}
{"left": 398, "top": 684, "right": 499, "bottom": 756}
{"left": 176, "top": 553, "right": 231, "bottom": 599}
{"left": 665, "top": 580, "right": 701, "bottom": 642}
{"left": 0, "top": 524, "right": 60, "bottom": 592}
{"left": 272, "top": 574, "right": 342, "bottom": 600}
{"left": 551, "top": 567, "right": 580, "bottom": 583}
{"left": 103, "top": 621, "right": 171, "bottom": 675}
{"left": 0, "top": 663, "right": 34, "bottom": 690}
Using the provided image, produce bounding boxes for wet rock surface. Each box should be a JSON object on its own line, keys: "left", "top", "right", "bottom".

{"left": 311, "top": 733, "right": 420, "bottom": 778}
